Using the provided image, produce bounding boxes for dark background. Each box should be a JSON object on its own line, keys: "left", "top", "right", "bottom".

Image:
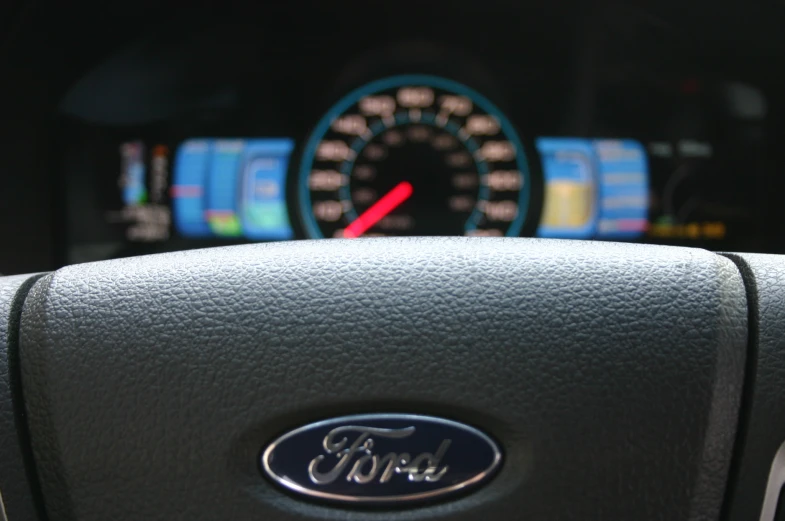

{"left": 1, "top": 0, "right": 784, "bottom": 274}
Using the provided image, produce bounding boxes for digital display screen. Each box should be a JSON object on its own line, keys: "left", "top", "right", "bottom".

{"left": 106, "top": 133, "right": 656, "bottom": 243}
{"left": 536, "top": 138, "right": 649, "bottom": 240}
{"left": 54, "top": 8, "right": 777, "bottom": 267}
{"left": 113, "top": 135, "right": 654, "bottom": 246}
{"left": 110, "top": 142, "right": 171, "bottom": 243}
{"left": 171, "top": 138, "right": 294, "bottom": 241}
{"left": 60, "top": 76, "right": 767, "bottom": 264}
{"left": 66, "top": 130, "right": 738, "bottom": 264}
{"left": 110, "top": 138, "right": 295, "bottom": 248}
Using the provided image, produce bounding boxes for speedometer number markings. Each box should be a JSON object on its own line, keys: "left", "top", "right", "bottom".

{"left": 478, "top": 141, "right": 516, "bottom": 162}
{"left": 299, "top": 75, "right": 531, "bottom": 238}
{"left": 397, "top": 87, "right": 435, "bottom": 108}
{"left": 313, "top": 201, "right": 343, "bottom": 222}
{"left": 332, "top": 115, "right": 367, "bottom": 135}
{"left": 483, "top": 171, "right": 523, "bottom": 191}
{"left": 316, "top": 141, "right": 354, "bottom": 161}
{"left": 359, "top": 96, "right": 396, "bottom": 116}
{"left": 465, "top": 115, "right": 501, "bottom": 135}
{"left": 309, "top": 170, "right": 348, "bottom": 191}
{"left": 438, "top": 95, "right": 473, "bottom": 116}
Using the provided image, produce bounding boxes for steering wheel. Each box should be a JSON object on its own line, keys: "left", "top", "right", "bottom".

{"left": 0, "top": 238, "right": 782, "bottom": 520}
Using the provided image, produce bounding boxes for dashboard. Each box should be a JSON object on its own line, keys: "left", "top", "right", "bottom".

{"left": 3, "top": 1, "right": 785, "bottom": 271}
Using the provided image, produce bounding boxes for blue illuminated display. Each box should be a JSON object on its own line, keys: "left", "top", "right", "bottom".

{"left": 172, "top": 139, "right": 212, "bottom": 238}
{"left": 536, "top": 138, "right": 649, "bottom": 240}
{"left": 171, "top": 138, "right": 294, "bottom": 241}
{"left": 120, "top": 141, "right": 147, "bottom": 206}
{"left": 536, "top": 138, "right": 599, "bottom": 239}
{"left": 593, "top": 140, "right": 649, "bottom": 239}
{"left": 241, "top": 140, "right": 295, "bottom": 240}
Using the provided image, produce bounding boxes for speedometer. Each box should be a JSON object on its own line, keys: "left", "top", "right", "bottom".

{"left": 298, "top": 75, "right": 531, "bottom": 238}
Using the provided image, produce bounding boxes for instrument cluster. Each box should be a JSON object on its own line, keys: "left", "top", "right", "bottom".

{"left": 57, "top": 6, "right": 777, "bottom": 263}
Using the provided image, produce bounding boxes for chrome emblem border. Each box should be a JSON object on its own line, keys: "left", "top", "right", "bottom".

{"left": 261, "top": 413, "right": 502, "bottom": 504}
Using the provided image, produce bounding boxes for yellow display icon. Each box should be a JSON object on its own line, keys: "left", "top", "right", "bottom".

{"left": 540, "top": 181, "right": 595, "bottom": 228}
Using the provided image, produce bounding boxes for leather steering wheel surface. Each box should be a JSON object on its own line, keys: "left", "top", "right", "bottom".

{"left": 0, "top": 238, "right": 783, "bottom": 521}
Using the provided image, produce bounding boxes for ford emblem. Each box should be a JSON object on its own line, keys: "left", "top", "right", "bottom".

{"left": 261, "top": 413, "right": 502, "bottom": 505}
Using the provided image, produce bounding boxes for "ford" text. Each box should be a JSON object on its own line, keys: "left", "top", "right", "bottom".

{"left": 307, "top": 425, "right": 451, "bottom": 485}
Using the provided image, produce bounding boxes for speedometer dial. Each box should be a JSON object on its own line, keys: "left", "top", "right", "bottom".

{"left": 298, "top": 75, "right": 531, "bottom": 238}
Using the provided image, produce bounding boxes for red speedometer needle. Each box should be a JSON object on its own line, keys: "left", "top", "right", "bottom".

{"left": 343, "top": 181, "right": 414, "bottom": 239}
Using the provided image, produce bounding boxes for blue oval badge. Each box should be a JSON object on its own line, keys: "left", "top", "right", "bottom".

{"left": 261, "top": 414, "right": 502, "bottom": 505}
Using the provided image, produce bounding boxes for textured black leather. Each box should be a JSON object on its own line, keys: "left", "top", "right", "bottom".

{"left": 0, "top": 273, "right": 46, "bottom": 521}
{"left": 19, "top": 239, "right": 747, "bottom": 521}
{"left": 720, "top": 253, "right": 785, "bottom": 521}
